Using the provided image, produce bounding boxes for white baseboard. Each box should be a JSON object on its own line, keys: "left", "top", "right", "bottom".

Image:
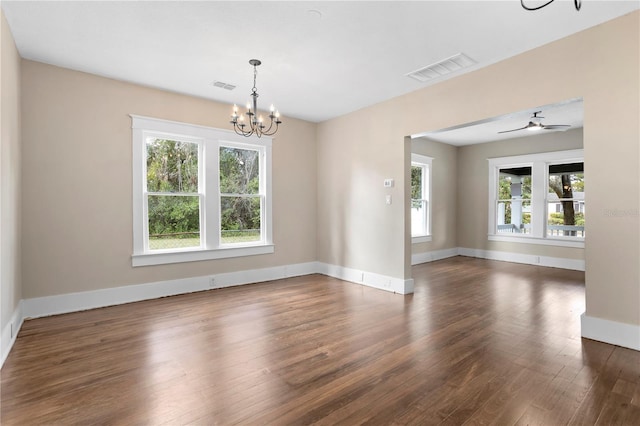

{"left": 316, "top": 262, "right": 413, "bottom": 294}
{"left": 457, "top": 247, "right": 585, "bottom": 271}
{"left": 581, "top": 313, "right": 640, "bottom": 351}
{"left": 1, "top": 301, "right": 24, "bottom": 368}
{"left": 412, "top": 248, "right": 459, "bottom": 265}
{"left": 23, "top": 262, "right": 319, "bottom": 320}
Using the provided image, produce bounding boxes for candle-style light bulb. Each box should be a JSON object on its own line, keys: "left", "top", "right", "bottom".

{"left": 275, "top": 111, "right": 280, "bottom": 119}
{"left": 258, "top": 115, "right": 264, "bottom": 123}
{"left": 270, "top": 104, "right": 275, "bottom": 112}
{"left": 246, "top": 102, "right": 251, "bottom": 111}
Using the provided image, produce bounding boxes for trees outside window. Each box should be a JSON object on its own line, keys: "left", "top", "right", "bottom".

{"left": 488, "top": 150, "right": 584, "bottom": 247}
{"left": 548, "top": 163, "right": 585, "bottom": 237}
{"left": 131, "top": 115, "right": 273, "bottom": 266}
{"left": 146, "top": 138, "right": 200, "bottom": 250}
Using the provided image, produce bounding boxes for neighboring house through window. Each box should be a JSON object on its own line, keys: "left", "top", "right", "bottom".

{"left": 131, "top": 115, "right": 273, "bottom": 266}
{"left": 488, "top": 149, "right": 584, "bottom": 248}
{"left": 411, "top": 153, "right": 432, "bottom": 243}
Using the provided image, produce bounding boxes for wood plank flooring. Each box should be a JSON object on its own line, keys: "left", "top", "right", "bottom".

{"left": 2, "top": 256, "right": 640, "bottom": 425}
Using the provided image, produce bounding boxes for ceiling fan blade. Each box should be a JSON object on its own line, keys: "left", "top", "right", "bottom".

{"left": 498, "top": 125, "right": 530, "bottom": 134}
{"left": 542, "top": 124, "right": 571, "bottom": 130}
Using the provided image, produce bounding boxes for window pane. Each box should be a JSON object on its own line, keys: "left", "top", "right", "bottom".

{"left": 496, "top": 200, "right": 531, "bottom": 234}
{"left": 219, "top": 147, "right": 260, "bottom": 194}
{"left": 548, "top": 202, "right": 585, "bottom": 237}
{"left": 148, "top": 195, "right": 200, "bottom": 250}
{"left": 146, "top": 138, "right": 198, "bottom": 193}
{"left": 411, "top": 165, "right": 423, "bottom": 200}
{"left": 497, "top": 166, "right": 532, "bottom": 235}
{"left": 548, "top": 163, "right": 584, "bottom": 197}
{"left": 548, "top": 163, "right": 584, "bottom": 237}
{"left": 411, "top": 200, "right": 427, "bottom": 236}
{"left": 498, "top": 167, "right": 532, "bottom": 200}
{"left": 220, "top": 196, "right": 261, "bottom": 244}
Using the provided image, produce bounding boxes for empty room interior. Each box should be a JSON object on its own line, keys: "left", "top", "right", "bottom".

{"left": 1, "top": 1, "right": 639, "bottom": 424}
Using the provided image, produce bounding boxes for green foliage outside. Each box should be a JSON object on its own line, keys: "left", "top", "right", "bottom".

{"left": 549, "top": 212, "right": 585, "bottom": 226}
{"left": 497, "top": 170, "right": 585, "bottom": 231}
{"left": 149, "top": 231, "right": 261, "bottom": 250}
{"left": 219, "top": 147, "right": 261, "bottom": 240}
{"left": 145, "top": 140, "right": 263, "bottom": 250}
{"left": 411, "top": 165, "right": 423, "bottom": 209}
{"left": 147, "top": 139, "right": 200, "bottom": 248}
{"left": 498, "top": 174, "right": 532, "bottom": 224}
{"left": 548, "top": 173, "right": 584, "bottom": 194}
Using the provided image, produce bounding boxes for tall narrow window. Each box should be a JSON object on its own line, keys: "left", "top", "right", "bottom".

{"left": 146, "top": 138, "right": 202, "bottom": 251}
{"left": 411, "top": 154, "right": 432, "bottom": 241}
{"left": 496, "top": 166, "right": 532, "bottom": 235}
{"left": 219, "top": 145, "right": 263, "bottom": 244}
{"left": 548, "top": 162, "right": 585, "bottom": 237}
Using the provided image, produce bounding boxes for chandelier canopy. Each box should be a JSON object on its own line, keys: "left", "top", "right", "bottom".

{"left": 230, "top": 59, "right": 282, "bottom": 138}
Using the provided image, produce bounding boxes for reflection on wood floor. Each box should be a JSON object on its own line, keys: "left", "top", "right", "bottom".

{"left": 2, "top": 256, "right": 639, "bottom": 424}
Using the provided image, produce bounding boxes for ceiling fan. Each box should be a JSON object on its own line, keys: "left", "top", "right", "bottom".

{"left": 498, "top": 111, "right": 571, "bottom": 134}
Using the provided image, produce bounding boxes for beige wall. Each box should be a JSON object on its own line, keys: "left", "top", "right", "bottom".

{"left": 318, "top": 12, "right": 639, "bottom": 326}
{"left": 317, "top": 110, "right": 408, "bottom": 279}
{"left": 457, "top": 128, "right": 584, "bottom": 259}
{"left": 1, "top": 11, "right": 22, "bottom": 335}
{"left": 20, "top": 61, "right": 317, "bottom": 298}
{"left": 411, "top": 138, "right": 457, "bottom": 254}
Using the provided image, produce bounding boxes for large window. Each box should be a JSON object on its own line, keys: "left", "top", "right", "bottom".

{"left": 411, "top": 154, "right": 432, "bottom": 242}
{"left": 132, "top": 115, "right": 273, "bottom": 266}
{"left": 488, "top": 149, "right": 584, "bottom": 247}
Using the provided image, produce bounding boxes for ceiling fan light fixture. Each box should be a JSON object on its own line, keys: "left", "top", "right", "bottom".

{"left": 498, "top": 110, "right": 570, "bottom": 134}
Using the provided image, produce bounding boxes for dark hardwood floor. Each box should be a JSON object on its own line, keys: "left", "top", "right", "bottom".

{"left": 2, "top": 256, "right": 639, "bottom": 425}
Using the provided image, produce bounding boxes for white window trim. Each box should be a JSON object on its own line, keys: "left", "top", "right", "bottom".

{"left": 131, "top": 115, "right": 273, "bottom": 267}
{"left": 411, "top": 153, "right": 433, "bottom": 243}
{"left": 487, "top": 149, "right": 584, "bottom": 249}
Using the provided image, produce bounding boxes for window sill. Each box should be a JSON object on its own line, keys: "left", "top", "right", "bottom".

{"left": 132, "top": 244, "right": 275, "bottom": 267}
{"left": 488, "top": 234, "right": 584, "bottom": 248}
{"left": 412, "top": 235, "right": 432, "bottom": 244}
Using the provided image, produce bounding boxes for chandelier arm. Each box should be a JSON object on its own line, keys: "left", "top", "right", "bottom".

{"left": 520, "top": 0, "right": 555, "bottom": 11}
{"left": 262, "top": 121, "right": 279, "bottom": 137}
{"left": 232, "top": 122, "right": 254, "bottom": 137}
{"left": 260, "top": 117, "right": 275, "bottom": 135}
{"left": 521, "top": 0, "right": 581, "bottom": 11}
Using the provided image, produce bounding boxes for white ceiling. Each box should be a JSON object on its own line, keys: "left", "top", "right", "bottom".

{"left": 416, "top": 97, "right": 584, "bottom": 145}
{"left": 2, "top": 1, "right": 638, "bottom": 141}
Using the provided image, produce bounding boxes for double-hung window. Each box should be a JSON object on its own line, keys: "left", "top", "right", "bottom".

{"left": 411, "top": 154, "right": 432, "bottom": 243}
{"left": 488, "top": 149, "right": 584, "bottom": 248}
{"left": 131, "top": 115, "right": 273, "bottom": 266}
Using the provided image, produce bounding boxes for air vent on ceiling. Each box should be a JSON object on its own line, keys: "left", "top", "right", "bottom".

{"left": 211, "top": 81, "right": 236, "bottom": 90}
{"left": 406, "top": 53, "right": 476, "bottom": 82}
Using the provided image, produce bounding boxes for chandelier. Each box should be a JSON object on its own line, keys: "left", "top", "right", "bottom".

{"left": 230, "top": 59, "right": 282, "bottom": 138}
